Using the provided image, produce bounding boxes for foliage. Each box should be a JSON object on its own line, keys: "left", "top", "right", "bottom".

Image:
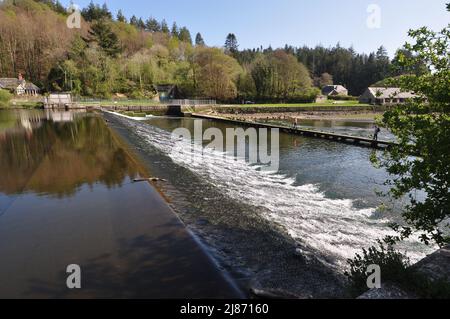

{"left": 195, "top": 33, "right": 205, "bottom": 46}
{"left": 346, "top": 241, "right": 450, "bottom": 298}
{"left": 345, "top": 241, "right": 411, "bottom": 296}
{"left": 374, "top": 24, "right": 450, "bottom": 247}
{"left": 81, "top": 1, "right": 112, "bottom": 21}
{"left": 85, "top": 19, "right": 122, "bottom": 57}
{"left": 0, "top": 89, "right": 13, "bottom": 107}
{"left": 0, "top": 0, "right": 417, "bottom": 101}
{"left": 225, "top": 33, "right": 239, "bottom": 55}
{"left": 315, "top": 72, "right": 333, "bottom": 88}
{"left": 250, "top": 50, "right": 313, "bottom": 100}
{"left": 194, "top": 47, "right": 243, "bottom": 100}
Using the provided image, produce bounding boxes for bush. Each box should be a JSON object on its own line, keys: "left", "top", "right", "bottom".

{"left": 0, "top": 89, "right": 13, "bottom": 107}
{"left": 345, "top": 241, "right": 411, "bottom": 296}
{"left": 346, "top": 241, "right": 450, "bottom": 298}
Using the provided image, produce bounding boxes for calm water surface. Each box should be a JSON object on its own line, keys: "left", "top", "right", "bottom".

{"left": 0, "top": 110, "right": 239, "bottom": 298}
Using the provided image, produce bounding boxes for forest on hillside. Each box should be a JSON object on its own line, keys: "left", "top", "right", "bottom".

{"left": 0, "top": 0, "right": 425, "bottom": 101}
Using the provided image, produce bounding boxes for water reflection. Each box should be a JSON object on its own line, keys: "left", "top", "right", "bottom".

{"left": 0, "top": 110, "right": 141, "bottom": 197}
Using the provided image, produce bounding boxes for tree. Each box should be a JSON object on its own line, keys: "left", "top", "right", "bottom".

{"left": 195, "top": 33, "right": 205, "bottom": 46}
{"left": 137, "top": 18, "right": 146, "bottom": 30}
{"left": 374, "top": 24, "right": 450, "bottom": 247}
{"left": 129, "top": 15, "right": 138, "bottom": 27}
{"left": 146, "top": 18, "right": 160, "bottom": 32}
{"left": 82, "top": 1, "right": 111, "bottom": 21}
{"left": 225, "top": 33, "right": 239, "bottom": 55}
{"left": 317, "top": 72, "right": 333, "bottom": 88}
{"left": 195, "top": 47, "right": 242, "bottom": 100}
{"left": 250, "top": 50, "right": 313, "bottom": 100}
{"left": 116, "top": 10, "right": 126, "bottom": 23}
{"left": 178, "top": 27, "right": 192, "bottom": 44}
{"left": 101, "top": 3, "right": 112, "bottom": 19}
{"left": 86, "top": 19, "right": 122, "bottom": 57}
{"left": 160, "top": 19, "right": 169, "bottom": 33}
{"left": 171, "top": 22, "right": 179, "bottom": 38}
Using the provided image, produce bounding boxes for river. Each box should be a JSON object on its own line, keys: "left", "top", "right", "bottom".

{"left": 105, "top": 112, "right": 434, "bottom": 297}
{"left": 0, "top": 109, "right": 434, "bottom": 298}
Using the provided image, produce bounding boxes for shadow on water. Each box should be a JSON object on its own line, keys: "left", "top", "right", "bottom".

{"left": 26, "top": 229, "right": 237, "bottom": 299}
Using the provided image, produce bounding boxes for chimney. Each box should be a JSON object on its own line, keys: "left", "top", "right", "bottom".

{"left": 18, "top": 73, "right": 23, "bottom": 81}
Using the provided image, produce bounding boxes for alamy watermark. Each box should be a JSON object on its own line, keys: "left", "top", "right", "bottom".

{"left": 367, "top": 264, "right": 382, "bottom": 289}
{"left": 66, "top": 3, "right": 81, "bottom": 29}
{"left": 66, "top": 264, "right": 81, "bottom": 289}
{"left": 367, "top": 4, "right": 382, "bottom": 29}
{"left": 170, "top": 120, "right": 280, "bottom": 172}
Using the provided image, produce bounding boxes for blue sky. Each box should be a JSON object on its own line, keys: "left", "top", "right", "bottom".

{"left": 64, "top": 0, "right": 449, "bottom": 56}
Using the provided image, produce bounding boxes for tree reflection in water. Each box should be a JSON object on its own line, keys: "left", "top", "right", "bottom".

{"left": 0, "top": 110, "right": 141, "bottom": 197}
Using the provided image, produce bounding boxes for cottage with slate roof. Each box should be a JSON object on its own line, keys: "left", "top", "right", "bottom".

{"left": 0, "top": 74, "right": 40, "bottom": 96}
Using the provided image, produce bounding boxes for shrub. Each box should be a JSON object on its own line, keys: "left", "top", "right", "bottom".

{"left": 346, "top": 241, "right": 450, "bottom": 298}
{"left": 0, "top": 89, "right": 13, "bottom": 107}
{"left": 345, "top": 241, "right": 410, "bottom": 296}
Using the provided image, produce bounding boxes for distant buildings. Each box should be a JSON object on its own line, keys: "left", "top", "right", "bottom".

{"left": 359, "top": 87, "right": 417, "bottom": 105}
{"left": 153, "top": 84, "right": 181, "bottom": 102}
{"left": 0, "top": 74, "right": 40, "bottom": 96}
{"left": 322, "top": 85, "right": 348, "bottom": 96}
{"left": 44, "top": 93, "right": 74, "bottom": 109}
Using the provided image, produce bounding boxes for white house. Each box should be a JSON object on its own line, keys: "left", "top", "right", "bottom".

{"left": 359, "top": 87, "right": 417, "bottom": 105}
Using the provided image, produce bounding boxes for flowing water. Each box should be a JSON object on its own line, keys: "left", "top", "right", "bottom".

{"left": 109, "top": 114, "right": 433, "bottom": 270}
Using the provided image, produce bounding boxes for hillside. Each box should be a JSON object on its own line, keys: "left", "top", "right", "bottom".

{"left": 0, "top": 0, "right": 409, "bottom": 100}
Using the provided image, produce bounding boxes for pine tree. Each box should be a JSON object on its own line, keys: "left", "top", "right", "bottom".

{"left": 117, "top": 10, "right": 127, "bottom": 23}
{"left": 171, "top": 22, "right": 179, "bottom": 38}
{"left": 130, "top": 15, "right": 139, "bottom": 27}
{"left": 146, "top": 18, "right": 160, "bottom": 32}
{"left": 161, "top": 19, "right": 170, "bottom": 33}
{"left": 86, "top": 19, "right": 121, "bottom": 57}
{"left": 195, "top": 33, "right": 205, "bottom": 46}
{"left": 138, "top": 18, "right": 146, "bottom": 30}
{"left": 101, "top": 3, "right": 112, "bottom": 19}
{"left": 225, "top": 33, "right": 238, "bottom": 54}
{"left": 178, "top": 27, "right": 192, "bottom": 44}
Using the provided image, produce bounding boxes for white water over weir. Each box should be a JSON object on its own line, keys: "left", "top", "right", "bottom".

{"left": 112, "top": 113, "right": 434, "bottom": 269}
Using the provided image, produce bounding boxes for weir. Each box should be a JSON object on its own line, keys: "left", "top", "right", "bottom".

{"left": 191, "top": 113, "right": 397, "bottom": 150}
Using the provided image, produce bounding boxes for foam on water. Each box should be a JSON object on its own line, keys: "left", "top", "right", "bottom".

{"left": 117, "top": 115, "right": 433, "bottom": 269}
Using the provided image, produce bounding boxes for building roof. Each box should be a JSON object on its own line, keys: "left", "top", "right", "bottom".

{"left": 367, "top": 87, "right": 417, "bottom": 99}
{"left": 322, "top": 85, "right": 348, "bottom": 95}
{"left": 24, "top": 82, "right": 40, "bottom": 91}
{"left": 0, "top": 78, "right": 24, "bottom": 90}
{"left": 0, "top": 78, "right": 40, "bottom": 91}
